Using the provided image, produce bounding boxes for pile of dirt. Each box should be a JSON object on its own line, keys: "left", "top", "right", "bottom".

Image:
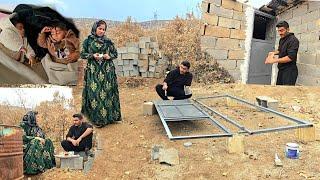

{"left": 192, "top": 60, "right": 234, "bottom": 84}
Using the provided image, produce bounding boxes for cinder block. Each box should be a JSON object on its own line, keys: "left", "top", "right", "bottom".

{"left": 256, "top": 96, "right": 279, "bottom": 110}
{"left": 139, "top": 66, "right": 148, "bottom": 73}
{"left": 228, "top": 50, "right": 245, "bottom": 59}
{"left": 278, "top": 9, "right": 293, "bottom": 20}
{"left": 118, "top": 59, "right": 124, "bottom": 65}
{"left": 148, "top": 71, "right": 155, "bottom": 78}
{"left": 204, "top": 0, "right": 221, "bottom": 6}
{"left": 218, "top": 17, "right": 241, "bottom": 29}
{"left": 141, "top": 72, "right": 148, "bottom": 77}
{"left": 205, "top": 49, "right": 228, "bottom": 59}
{"left": 123, "top": 65, "right": 133, "bottom": 71}
{"left": 149, "top": 66, "right": 156, "bottom": 72}
{"left": 124, "top": 71, "right": 130, "bottom": 77}
{"left": 130, "top": 70, "right": 139, "bottom": 76}
{"left": 143, "top": 102, "right": 156, "bottom": 115}
{"left": 215, "top": 38, "right": 240, "bottom": 50}
{"left": 133, "top": 59, "right": 138, "bottom": 65}
{"left": 230, "top": 29, "right": 246, "bottom": 40}
{"left": 117, "top": 47, "right": 128, "bottom": 54}
{"left": 139, "top": 54, "right": 149, "bottom": 60}
{"left": 123, "top": 60, "right": 130, "bottom": 65}
{"left": 150, "top": 42, "right": 159, "bottom": 49}
{"left": 209, "top": 5, "right": 234, "bottom": 19}
{"left": 60, "top": 156, "right": 83, "bottom": 170}
{"left": 221, "top": 0, "right": 242, "bottom": 12}
{"left": 297, "top": 53, "right": 316, "bottom": 65}
{"left": 233, "top": 10, "right": 245, "bottom": 21}
{"left": 204, "top": 25, "right": 230, "bottom": 37}
{"left": 84, "top": 157, "right": 94, "bottom": 174}
{"left": 140, "top": 48, "right": 148, "bottom": 55}
{"left": 138, "top": 59, "right": 149, "bottom": 67}
{"left": 139, "top": 42, "right": 146, "bottom": 48}
{"left": 117, "top": 71, "right": 124, "bottom": 77}
{"left": 122, "top": 53, "right": 139, "bottom": 60}
{"left": 200, "top": 36, "right": 217, "bottom": 48}
{"left": 295, "top": 126, "right": 316, "bottom": 143}
{"left": 202, "top": 13, "right": 218, "bottom": 26}
{"left": 127, "top": 47, "right": 140, "bottom": 53}
{"left": 227, "top": 134, "right": 245, "bottom": 154}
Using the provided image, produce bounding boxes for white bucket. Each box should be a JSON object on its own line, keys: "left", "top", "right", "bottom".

{"left": 285, "top": 143, "right": 299, "bottom": 159}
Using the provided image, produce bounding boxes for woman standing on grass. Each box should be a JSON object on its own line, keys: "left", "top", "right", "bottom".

{"left": 80, "top": 20, "right": 121, "bottom": 127}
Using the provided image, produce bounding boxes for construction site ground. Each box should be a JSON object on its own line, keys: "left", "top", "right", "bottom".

{"left": 38, "top": 78, "right": 320, "bottom": 179}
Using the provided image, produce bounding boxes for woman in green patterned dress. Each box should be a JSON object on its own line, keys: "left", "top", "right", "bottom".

{"left": 20, "top": 111, "right": 56, "bottom": 175}
{"left": 81, "top": 20, "right": 121, "bottom": 127}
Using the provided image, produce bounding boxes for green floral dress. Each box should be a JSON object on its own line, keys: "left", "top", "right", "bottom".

{"left": 81, "top": 35, "right": 121, "bottom": 126}
{"left": 20, "top": 122, "right": 56, "bottom": 175}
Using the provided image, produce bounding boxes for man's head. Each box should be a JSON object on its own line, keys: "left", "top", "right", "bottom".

{"left": 72, "top": 113, "right": 83, "bottom": 126}
{"left": 179, "top": 60, "right": 190, "bottom": 74}
{"left": 276, "top": 21, "right": 290, "bottom": 38}
{"left": 51, "top": 21, "right": 67, "bottom": 42}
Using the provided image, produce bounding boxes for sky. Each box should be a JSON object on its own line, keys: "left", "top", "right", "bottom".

{"left": 0, "top": 0, "right": 271, "bottom": 22}
{"left": 0, "top": 87, "right": 73, "bottom": 109}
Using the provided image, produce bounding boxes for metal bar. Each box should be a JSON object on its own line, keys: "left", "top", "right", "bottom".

{"left": 250, "top": 124, "right": 313, "bottom": 135}
{"left": 171, "top": 133, "right": 232, "bottom": 140}
{"left": 158, "top": 103, "right": 194, "bottom": 106}
{"left": 194, "top": 99, "right": 252, "bottom": 134}
{"left": 154, "top": 104, "right": 174, "bottom": 139}
{"left": 193, "top": 103, "right": 232, "bottom": 134}
{"left": 225, "top": 95, "right": 311, "bottom": 125}
{"left": 194, "top": 95, "right": 227, "bottom": 100}
{"left": 164, "top": 118, "right": 210, "bottom": 122}
{"left": 163, "top": 116, "right": 209, "bottom": 120}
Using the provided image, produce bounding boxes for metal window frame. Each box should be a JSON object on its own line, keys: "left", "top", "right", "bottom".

{"left": 194, "top": 94, "right": 313, "bottom": 135}
{"left": 154, "top": 100, "right": 233, "bottom": 140}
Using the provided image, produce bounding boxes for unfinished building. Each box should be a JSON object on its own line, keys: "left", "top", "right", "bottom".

{"left": 201, "top": 0, "right": 320, "bottom": 86}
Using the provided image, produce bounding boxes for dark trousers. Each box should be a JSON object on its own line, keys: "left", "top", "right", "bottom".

{"left": 276, "top": 66, "right": 298, "bottom": 85}
{"left": 61, "top": 138, "right": 92, "bottom": 152}
{"left": 155, "top": 84, "right": 192, "bottom": 100}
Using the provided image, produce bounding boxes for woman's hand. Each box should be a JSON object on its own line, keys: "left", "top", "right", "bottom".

{"left": 93, "top": 53, "right": 101, "bottom": 60}
{"left": 41, "top": 26, "right": 52, "bottom": 33}
{"left": 103, "top": 53, "right": 110, "bottom": 60}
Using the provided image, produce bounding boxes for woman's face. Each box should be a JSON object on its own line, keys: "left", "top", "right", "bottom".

{"left": 15, "top": 22, "right": 25, "bottom": 37}
{"left": 51, "top": 27, "right": 66, "bottom": 42}
{"left": 96, "top": 24, "right": 106, "bottom": 37}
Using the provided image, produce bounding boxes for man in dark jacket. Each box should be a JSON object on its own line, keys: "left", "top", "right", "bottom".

{"left": 265, "top": 21, "right": 299, "bottom": 85}
{"left": 61, "top": 113, "right": 93, "bottom": 152}
{"left": 156, "top": 60, "right": 193, "bottom": 100}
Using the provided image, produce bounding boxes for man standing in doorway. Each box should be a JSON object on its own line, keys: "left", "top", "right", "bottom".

{"left": 265, "top": 21, "right": 299, "bottom": 85}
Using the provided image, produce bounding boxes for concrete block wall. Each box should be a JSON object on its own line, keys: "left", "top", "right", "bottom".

{"left": 113, "top": 37, "right": 168, "bottom": 78}
{"left": 277, "top": 1, "right": 320, "bottom": 86}
{"left": 200, "top": 0, "right": 248, "bottom": 81}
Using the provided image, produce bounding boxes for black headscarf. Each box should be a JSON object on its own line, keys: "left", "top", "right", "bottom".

{"left": 22, "top": 111, "right": 45, "bottom": 138}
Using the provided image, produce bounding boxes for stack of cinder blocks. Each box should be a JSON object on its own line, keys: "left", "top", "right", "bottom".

{"left": 114, "top": 37, "right": 168, "bottom": 78}
{"left": 200, "top": 0, "right": 247, "bottom": 81}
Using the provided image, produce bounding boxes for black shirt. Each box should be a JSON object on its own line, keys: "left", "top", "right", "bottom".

{"left": 277, "top": 33, "right": 299, "bottom": 70}
{"left": 164, "top": 68, "right": 193, "bottom": 89}
{"left": 66, "top": 122, "right": 93, "bottom": 142}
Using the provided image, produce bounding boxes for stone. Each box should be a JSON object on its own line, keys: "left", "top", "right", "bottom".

{"left": 200, "top": 36, "right": 217, "bottom": 48}
{"left": 84, "top": 157, "right": 94, "bottom": 173}
{"left": 215, "top": 38, "right": 240, "bottom": 50}
{"left": 139, "top": 37, "right": 156, "bottom": 43}
{"left": 218, "top": 17, "right": 241, "bottom": 29}
{"left": 151, "top": 145, "right": 163, "bottom": 160}
{"left": 202, "top": 13, "right": 218, "bottom": 26}
{"left": 159, "top": 148, "right": 180, "bottom": 166}
{"left": 117, "top": 47, "right": 128, "bottom": 54}
{"left": 228, "top": 50, "right": 245, "bottom": 59}
{"left": 227, "top": 134, "right": 245, "bottom": 154}
{"left": 209, "top": 5, "right": 234, "bottom": 19}
{"left": 221, "top": 0, "right": 243, "bottom": 12}
{"left": 256, "top": 96, "right": 279, "bottom": 110}
{"left": 143, "top": 102, "right": 156, "bottom": 115}
{"left": 126, "top": 42, "right": 139, "bottom": 47}
{"left": 274, "top": 153, "right": 283, "bottom": 167}
{"left": 205, "top": 49, "right": 228, "bottom": 59}
{"left": 122, "top": 53, "right": 139, "bottom": 60}
{"left": 230, "top": 29, "right": 246, "bottom": 40}
{"left": 183, "top": 142, "right": 192, "bottom": 147}
{"left": 127, "top": 47, "right": 140, "bottom": 53}
{"left": 204, "top": 25, "right": 230, "bottom": 37}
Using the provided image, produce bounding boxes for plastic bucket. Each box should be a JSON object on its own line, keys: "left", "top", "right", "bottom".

{"left": 285, "top": 143, "right": 299, "bottom": 159}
